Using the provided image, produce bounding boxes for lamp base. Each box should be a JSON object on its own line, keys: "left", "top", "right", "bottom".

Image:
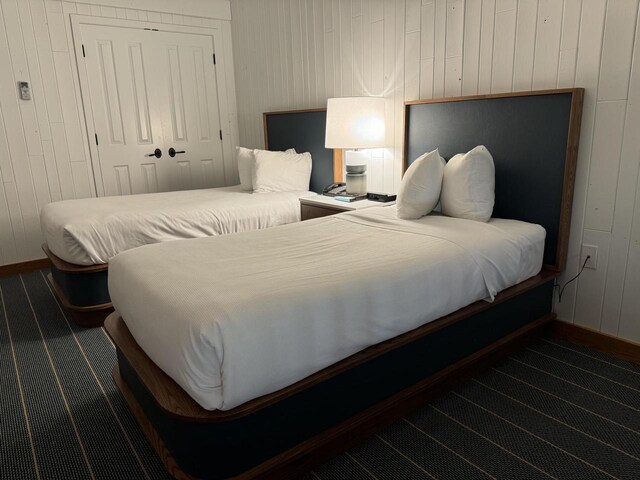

{"left": 344, "top": 149, "right": 368, "bottom": 195}
{"left": 346, "top": 173, "right": 367, "bottom": 195}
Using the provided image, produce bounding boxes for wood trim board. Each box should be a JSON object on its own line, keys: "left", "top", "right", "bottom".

{"left": 0, "top": 258, "right": 49, "bottom": 277}
{"left": 550, "top": 320, "right": 640, "bottom": 365}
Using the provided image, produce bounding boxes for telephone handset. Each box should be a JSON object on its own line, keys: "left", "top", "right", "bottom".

{"left": 322, "top": 182, "right": 347, "bottom": 196}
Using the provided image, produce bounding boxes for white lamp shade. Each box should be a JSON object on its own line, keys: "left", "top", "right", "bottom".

{"left": 325, "top": 97, "right": 386, "bottom": 149}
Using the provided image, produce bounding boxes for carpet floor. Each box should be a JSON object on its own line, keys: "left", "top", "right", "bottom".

{"left": 2, "top": 270, "right": 640, "bottom": 479}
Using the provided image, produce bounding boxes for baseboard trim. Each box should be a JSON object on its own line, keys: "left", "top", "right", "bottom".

{"left": 550, "top": 319, "right": 640, "bottom": 365}
{"left": 0, "top": 258, "right": 49, "bottom": 277}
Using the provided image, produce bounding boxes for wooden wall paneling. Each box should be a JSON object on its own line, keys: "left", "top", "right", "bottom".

{"left": 332, "top": 0, "right": 342, "bottom": 98}
{"left": 531, "top": 0, "right": 563, "bottom": 89}
{"left": 573, "top": 229, "right": 611, "bottom": 331}
{"left": 584, "top": 1, "right": 639, "bottom": 232}
{"left": 50, "top": 122, "right": 77, "bottom": 200}
{"left": 597, "top": 1, "right": 638, "bottom": 102}
{"left": 583, "top": 100, "right": 626, "bottom": 232}
{"left": 461, "top": 0, "right": 481, "bottom": 96}
{"left": 557, "top": 0, "right": 582, "bottom": 88}
{"left": 219, "top": 20, "right": 240, "bottom": 185}
{"left": 98, "top": 6, "right": 116, "bottom": 17}
{"left": 314, "top": 0, "right": 327, "bottom": 104}
{"left": 3, "top": 1, "right": 45, "bottom": 162}
{"left": 30, "top": 1, "right": 64, "bottom": 125}
{"left": 603, "top": 13, "right": 640, "bottom": 338}
{"left": 361, "top": 0, "right": 371, "bottom": 96}
{"left": 0, "top": 169, "right": 18, "bottom": 265}
{"left": 554, "top": 1, "right": 606, "bottom": 323}
{"left": 17, "top": 2, "right": 52, "bottom": 143}
{"left": 433, "top": 0, "right": 446, "bottom": 98}
{"left": 619, "top": 181, "right": 640, "bottom": 342}
{"left": 405, "top": 0, "right": 421, "bottom": 101}
{"left": 444, "top": 0, "right": 464, "bottom": 97}
{"left": 146, "top": 11, "right": 161, "bottom": 23}
{"left": 0, "top": 4, "right": 41, "bottom": 260}
{"left": 371, "top": 17, "right": 384, "bottom": 94}
{"left": 41, "top": 140, "right": 62, "bottom": 203}
{"left": 405, "top": 31, "right": 421, "bottom": 101}
{"left": 352, "top": 6, "right": 363, "bottom": 97}
{"left": 491, "top": 1, "right": 516, "bottom": 93}
{"left": 392, "top": 0, "right": 405, "bottom": 192}
{"left": 419, "top": 0, "right": 435, "bottom": 99}
{"left": 340, "top": 0, "right": 353, "bottom": 98}
{"left": 511, "top": 0, "right": 538, "bottom": 91}
{"left": 478, "top": 0, "right": 495, "bottom": 94}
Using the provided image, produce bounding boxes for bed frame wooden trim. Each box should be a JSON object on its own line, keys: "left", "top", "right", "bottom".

{"left": 42, "top": 243, "right": 108, "bottom": 273}
{"left": 42, "top": 244, "right": 112, "bottom": 327}
{"left": 111, "top": 312, "right": 555, "bottom": 480}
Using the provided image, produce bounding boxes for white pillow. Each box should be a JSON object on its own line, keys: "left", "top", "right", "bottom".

{"left": 253, "top": 150, "right": 312, "bottom": 193}
{"left": 397, "top": 149, "right": 445, "bottom": 219}
{"left": 441, "top": 145, "right": 495, "bottom": 222}
{"left": 236, "top": 147, "right": 296, "bottom": 191}
{"left": 236, "top": 146, "right": 255, "bottom": 190}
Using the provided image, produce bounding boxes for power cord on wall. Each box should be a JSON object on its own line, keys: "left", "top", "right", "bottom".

{"left": 554, "top": 255, "right": 590, "bottom": 303}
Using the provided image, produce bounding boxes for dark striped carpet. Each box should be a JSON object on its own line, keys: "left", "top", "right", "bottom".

{"left": 2, "top": 271, "right": 640, "bottom": 480}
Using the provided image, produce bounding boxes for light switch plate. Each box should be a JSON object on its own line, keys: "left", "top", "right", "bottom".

{"left": 581, "top": 244, "right": 598, "bottom": 269}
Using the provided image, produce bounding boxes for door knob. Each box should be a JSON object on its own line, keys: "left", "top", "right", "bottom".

{"left": 168, "top": 148, "right": 186, "bottom": 158}
{"left": 146, "top": 148, "right": 162, "bottom": 158}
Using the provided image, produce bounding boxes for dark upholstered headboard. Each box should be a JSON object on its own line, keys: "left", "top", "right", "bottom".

{"left": 404, "top": 89, "right": 584, "bottom": 272}
{"left": 263, "top": 109, "right": 337, "bottom": 194}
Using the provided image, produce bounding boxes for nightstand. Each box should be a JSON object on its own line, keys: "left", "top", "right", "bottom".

{"left": 300, "top": 196, "right": 395, "bottom": 220}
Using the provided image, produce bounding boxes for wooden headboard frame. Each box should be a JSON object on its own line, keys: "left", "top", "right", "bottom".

{"left": 403, "top": 88, "right": 584, "bottom": 272}
{"left": 263, "top": 108, "right": 343, "bottom": 193}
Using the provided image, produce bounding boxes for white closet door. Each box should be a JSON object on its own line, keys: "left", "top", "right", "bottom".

{"left": 80, "top": 25, "right": 225, "bottom": 196}
{"left": 153, "top": 31, "right": 225, "bottom": 191}
{"left": 81, "top": 25, "right": 167, "bottom": 196}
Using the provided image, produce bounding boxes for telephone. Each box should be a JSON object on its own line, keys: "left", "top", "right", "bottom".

{"left": 322, "top": 182, "right": 347, "bottom": 196}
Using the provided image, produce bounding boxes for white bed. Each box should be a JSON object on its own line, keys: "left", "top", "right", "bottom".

{"left": 108, "top": 206, "right": 545, "bottom": 411}
{"left": 41, "top": 185, "right": 316, "bottom": 265}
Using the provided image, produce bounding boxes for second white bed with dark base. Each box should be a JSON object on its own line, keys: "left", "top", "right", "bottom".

{"left": 41, "top": 109, "right": 336, "bottom": 327}
{"left": 105, "top": 89, "right": 584, "bottom": 479}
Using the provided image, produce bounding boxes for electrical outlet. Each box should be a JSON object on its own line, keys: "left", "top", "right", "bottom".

{"left": 581, "top": 244, "right": 598, "bottom": 269}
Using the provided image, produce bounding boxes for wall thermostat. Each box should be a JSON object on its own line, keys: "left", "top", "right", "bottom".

{"left": 18, "top": 82, "right": 31, "bottom": 100}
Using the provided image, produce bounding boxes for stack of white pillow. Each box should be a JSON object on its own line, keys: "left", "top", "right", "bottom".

{"left": 236, "top": 146, "right": 312, "bottom": 193}
{"left": 397, "top": 145, "right": 495, "bottom": 222}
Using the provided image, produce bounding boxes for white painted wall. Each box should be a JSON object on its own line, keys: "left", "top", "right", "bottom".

{"left": 0, "top": 0, "right": 232, "bottom": 266}
{"left": 231, "top": 0, "right": 640, "bottom": 343}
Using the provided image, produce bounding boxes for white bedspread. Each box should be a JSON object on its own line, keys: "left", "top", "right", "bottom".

{"left": 108, "top": 207, "right": 545, "bottom": 411}
{"left": 40, "top": 186, "right": 315, "bottom": 265}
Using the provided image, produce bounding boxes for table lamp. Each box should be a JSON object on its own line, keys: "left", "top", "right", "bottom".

{"left": 325, "top": 97, "right": 386, "bottom": 195}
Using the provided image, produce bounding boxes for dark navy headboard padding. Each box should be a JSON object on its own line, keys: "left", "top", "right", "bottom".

{"left": 405, "top": 91, "right": 581, "bottom": 270}
{"left": 264, "top": 110, "right": 333, "bottom": 194}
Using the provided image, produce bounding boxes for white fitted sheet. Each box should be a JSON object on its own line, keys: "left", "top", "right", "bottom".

{"left": 40, "top": 186, "right": 316, "bottom": 265}
{"left": 108, "top": 206, "right": 545, "bottom": 411}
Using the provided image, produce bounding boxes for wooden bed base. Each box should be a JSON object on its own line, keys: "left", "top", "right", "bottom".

{"left": 42, "top": 244, "right": 112, "bottom": 327}
{"left": 106, "top": 269, "right": 557, "bottom": 479}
